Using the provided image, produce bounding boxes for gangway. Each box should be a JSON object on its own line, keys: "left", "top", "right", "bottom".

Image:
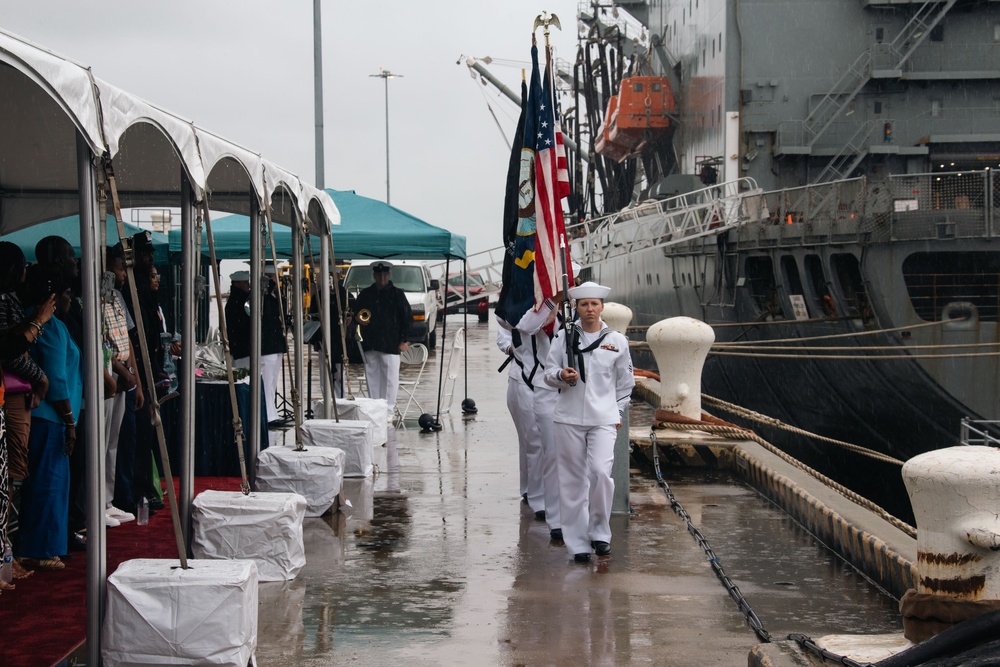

{"left": 432, "top": 178, "right": 762, "bottom": 302}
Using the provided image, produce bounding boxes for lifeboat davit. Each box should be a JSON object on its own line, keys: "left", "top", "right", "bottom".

{"left": 594, "top": 95, "right": 632, "bottom": 162}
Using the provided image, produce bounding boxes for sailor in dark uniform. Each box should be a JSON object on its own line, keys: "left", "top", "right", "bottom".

{"left": 544, "top": 281, "right": 634, "bottom": 562}
{"left": 354, "top": 261, "right": 411, "bottom": 412}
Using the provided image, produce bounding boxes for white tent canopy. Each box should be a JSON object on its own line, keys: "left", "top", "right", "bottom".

{"left": 0, "top": 28, "right": 339, "bottom": 233}
{"left": 0, "top": 26, "right": 341, "bottom": 665}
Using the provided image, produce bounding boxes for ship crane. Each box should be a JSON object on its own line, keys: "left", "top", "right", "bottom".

{"left": 462, "top": 55, "right": 589, "bottom": 162}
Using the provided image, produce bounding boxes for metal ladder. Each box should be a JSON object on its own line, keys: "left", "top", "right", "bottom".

{"left": 803, "top": 0, "right": 956, "bottom": 150}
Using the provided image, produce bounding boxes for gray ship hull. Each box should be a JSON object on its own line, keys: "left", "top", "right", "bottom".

{"left": 583, "top": 177, "right": 1000, "bottom": 521}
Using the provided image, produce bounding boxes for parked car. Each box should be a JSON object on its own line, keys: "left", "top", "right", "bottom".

{"left": 343, "top": 260, "right": 440, "bottom": 348}
{"left": 444, "top": 272, "right": 491, "bottom": 322}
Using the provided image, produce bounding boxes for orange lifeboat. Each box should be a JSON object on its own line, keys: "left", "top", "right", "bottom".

{"left": 594, "top": 95, "right": 632, "bottom": 162}
{"left": 609, "top": 76, "right": 675, "bottom": 147}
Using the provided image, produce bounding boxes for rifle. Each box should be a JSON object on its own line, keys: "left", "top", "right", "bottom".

{"left": 559, "top": 234, "right": 576, "bottom": 385}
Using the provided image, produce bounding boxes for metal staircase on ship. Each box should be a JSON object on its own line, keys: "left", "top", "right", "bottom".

{"left": 777, "top": 0, "right": 957, "bottom": 185}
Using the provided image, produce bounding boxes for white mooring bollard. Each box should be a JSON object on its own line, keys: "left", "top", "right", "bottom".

{"left": 903, "top": 445, "right": 1000, "bottom": 600}
{"left": 601, "top": 302, "right": 633, "bottom": 337}
{"left": 603, "top": 303, "right": 633, "bottom": 514}
{"left": 645, "top": 317, "right": 715, "bottom": 419}
{"left": 900, "top": 445, "right": 1000, "bottom": 642}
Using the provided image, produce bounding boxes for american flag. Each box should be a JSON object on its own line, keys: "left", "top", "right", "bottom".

{"left": 532, "top": 45, "right": 572, "bottom": 304}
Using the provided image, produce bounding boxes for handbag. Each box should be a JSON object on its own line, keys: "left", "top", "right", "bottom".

{"left": 2, "top": 368, "right": 32, "bottom": 394}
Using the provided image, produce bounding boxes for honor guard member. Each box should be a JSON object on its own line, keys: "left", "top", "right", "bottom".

{"left": 513, "top": 261, "right": 582, "bottom": 540}
{"left": 354, "top": 261, "right": 412, "bottom": 412}
{"left": 544, "top": 281, "right": 634, "bottom": 562}
{"left": 496, "top": 323, "right": 543, "bottom": 515}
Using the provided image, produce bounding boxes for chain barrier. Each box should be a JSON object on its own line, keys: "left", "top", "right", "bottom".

{"left": 650, "top": 427, "right": 882, "bottom": 665}
{"left": 788, "top": 634, "right": 874, "bottom": 667}
{"left": 649, "top": 428, "right": 772, "bottom": 643}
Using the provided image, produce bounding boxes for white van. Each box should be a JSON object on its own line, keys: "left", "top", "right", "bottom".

{"left": 343, "top": 260, "right": 440, "bottom": 349}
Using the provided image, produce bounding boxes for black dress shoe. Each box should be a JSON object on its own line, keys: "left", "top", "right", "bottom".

{"left": 534, "top": 510, "right": 546, "bottom": 521}
{"left": 593, "top": 541, "right": 612, "bottom": 556}
{"left": 574, "top": 553, "right": 591, "bottom": 563}
{"left": 550, "top": 528, "right": 563, "bottom": 542}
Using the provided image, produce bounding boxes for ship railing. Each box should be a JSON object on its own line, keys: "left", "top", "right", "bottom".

{"left": 566, "top": 177, "right": 762, "bottom": 266}
{"left": 754, "top": 177, "right": 868, "bottom": 232}
{"left": 959, "top": 418, "right": 1000, "bottom": 449}
{"left": 887, "top": 170, "right": 993, "bottom": 240}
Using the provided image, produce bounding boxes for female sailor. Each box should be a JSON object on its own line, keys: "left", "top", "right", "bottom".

{"left": 544, "top": 281, "right": 634, "bottom": 562}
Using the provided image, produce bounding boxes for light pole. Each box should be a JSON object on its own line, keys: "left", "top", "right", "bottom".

{"left": 369, "top": 68, "right": 402, "bottom": 205}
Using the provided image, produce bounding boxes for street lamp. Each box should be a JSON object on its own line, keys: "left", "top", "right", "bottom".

{"left": 369, "top": 68, "right": 402, "bottom": 205}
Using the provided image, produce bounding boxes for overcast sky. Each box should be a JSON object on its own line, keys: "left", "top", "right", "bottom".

{"left": 2, "top": 0, "right": 580, "bottom": 257}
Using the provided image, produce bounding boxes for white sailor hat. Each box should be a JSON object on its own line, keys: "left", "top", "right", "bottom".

{"left": 230, "top": 270, "right": 251, "bottom": 281}
{"left": 568, "top": 281, "right": 610, "bottom": 300}
{"left": 371, "top": 260, "right": 393, "bottom": 272}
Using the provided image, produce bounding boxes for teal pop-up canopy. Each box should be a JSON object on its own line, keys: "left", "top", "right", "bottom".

{"left": 1, "top": 214, "right": 170, "bottom": 262}
{"left": 325, "top": 189, "right": 465, "bottom": 260}
{"left": 165, "top": 190, "right": 465, "bottom": 261}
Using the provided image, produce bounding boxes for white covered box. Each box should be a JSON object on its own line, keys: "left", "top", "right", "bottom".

{"left": 313, "top": 397, "right": 389, "bottom": 445}
{"left": 192, "top": 490, "right": 306, "bottom": 581}
{"left": 336, "top": 397, "right": 389, "bottom": 445}
{"left": 256, "top": 445, "right": 345, "bottom": 517}
{"left": 102, "top": 558, "right": 257, "bottom": 667}
{"left": 301, "top": 419, "right": 375, "bottom": 477}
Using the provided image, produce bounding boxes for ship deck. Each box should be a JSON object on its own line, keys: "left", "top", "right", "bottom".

{"left": 30, "top": 319, "right": 906, "bottom": 666}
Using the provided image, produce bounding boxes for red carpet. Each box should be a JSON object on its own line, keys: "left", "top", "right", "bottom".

{"left": 0, "top": 477, "right": 244, "bottom": 667}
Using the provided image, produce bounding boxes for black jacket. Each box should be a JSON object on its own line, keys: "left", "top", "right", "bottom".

{"left": 261, "top": 289, "right": 287, "bottom": 356}
{"left": 354, "top": 282, "right": 411, "bottom": 355}
{"left": 225, "top": 288, "right": 252, "bottom": 360}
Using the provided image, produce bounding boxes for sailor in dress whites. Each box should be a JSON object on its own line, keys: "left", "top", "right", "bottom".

{"left": 544, "top": 281, "right": 634, "bottom": 562}
{"left": 510, "top": 259, "right": 581, "bottom": 541}
{"left": 497, "top": 324, "right": 543, "bottom": 516}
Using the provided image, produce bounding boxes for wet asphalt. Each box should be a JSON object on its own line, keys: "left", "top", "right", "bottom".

{"left": 259, "top": 318, "right": 900, "bottom": 666}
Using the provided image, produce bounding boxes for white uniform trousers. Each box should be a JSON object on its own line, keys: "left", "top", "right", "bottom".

{"left": 103, "top": 389, "right": 127, "bottom": 509}
{"left": 234, "top": 354, "right": 283, "bottom": 423}
{"left": 507, "top": 376, "right": 542, "bottom": 508}
{"left": 261, "top": 353, "right": 283, "bottom": 423}
{"left": 364, "top": 351, "right": 401, "bottom": 410}
{"left": 554, "top": 422, "right": 616, "bottom": 557}
{"left": 533, "top": 388, "right": 560, "bottom": 530}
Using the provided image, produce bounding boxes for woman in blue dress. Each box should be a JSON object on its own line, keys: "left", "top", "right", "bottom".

{"left": 17, "top": 266, "right": 82, "bottom": 571}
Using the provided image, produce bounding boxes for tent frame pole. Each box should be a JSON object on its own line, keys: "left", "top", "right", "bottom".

{"left": 179, "top": 172, "right": 197, "bottom": 545}
{"left": 79, "top": 134, "right": 106, "bottom": 667}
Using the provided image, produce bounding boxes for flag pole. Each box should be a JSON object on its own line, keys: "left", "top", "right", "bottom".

{"left": 534, "top": 11, "right": 575, "bottom": 382}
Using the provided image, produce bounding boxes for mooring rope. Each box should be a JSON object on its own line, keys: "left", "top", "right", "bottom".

{"left": 651, "top": 414, "right": 917, "bottom": 538}
{"left": 709, "top": 349, "right": 1000, "bottom": 360}
{"left": 711, "top": 317, "right": 965, "bottom": 345}
{"left": 713, "top": 341, "right": 1000, "bottom": 352}
{"left": 700, "top": 394, "right": 905, "bottom": 466}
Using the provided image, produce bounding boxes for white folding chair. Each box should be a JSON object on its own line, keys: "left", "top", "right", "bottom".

{"left": 396, "top": 343, "right": 428, "bottom": 423}
{"left": 441, "top": 327, "right": 466, "bottom": 414}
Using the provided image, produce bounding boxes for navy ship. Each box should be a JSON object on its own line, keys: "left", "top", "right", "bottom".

{"left": 553, "top": 0, "right": 1000, "bottom": 520}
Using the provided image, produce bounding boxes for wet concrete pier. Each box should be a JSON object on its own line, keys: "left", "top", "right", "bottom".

{"left": 255, "top": 320, "right": 901, "bottom": 666}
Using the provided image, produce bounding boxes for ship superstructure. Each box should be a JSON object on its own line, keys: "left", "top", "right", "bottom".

{"left": 561, "top": 0, "right": 1000, "bottom": 519}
